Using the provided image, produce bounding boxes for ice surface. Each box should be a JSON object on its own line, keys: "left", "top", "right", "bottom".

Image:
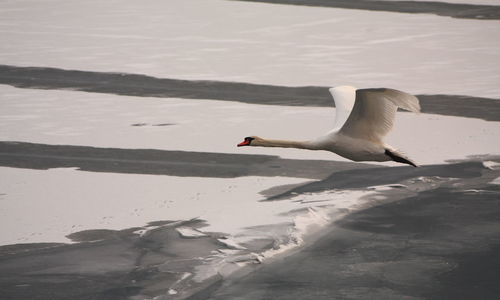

{"left": 383, "top": 0, "right": 500, "bottom": 5}
{"left": 1, "top": 84, "right": 498, "bottom": 246}
{"left": 0, "top": 0, "right": 499, "bottom": 98}
{"left": 1, "top": 85, "right": 499, "bottom": 165}
{"left": 0, "top": 164, "right": 425, "bottom": 246}
{"left": 0, "top": 1, "right": 499, "bottom": 296}
{"left": 0, "top": 166, "right": 311, "bottom": 245}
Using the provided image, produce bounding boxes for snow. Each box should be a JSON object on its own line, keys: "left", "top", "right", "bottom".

{"left": 0, "top": 166, "right": 312, "bottom": 245}
{"left": 0, "top": 0, "right": 499, "bottom": 98}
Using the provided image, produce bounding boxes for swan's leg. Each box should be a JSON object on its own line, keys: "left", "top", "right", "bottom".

{"left": 384, "top": 149, "right": 418, "bottom": 167}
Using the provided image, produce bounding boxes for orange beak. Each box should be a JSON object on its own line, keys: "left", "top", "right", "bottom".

{"left": 237, "top": 139, "right": 251, "bottom": 147}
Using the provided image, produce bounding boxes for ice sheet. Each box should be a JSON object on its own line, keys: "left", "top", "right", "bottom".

{"left": 0, "top": 166, "right": 392, "bottom": 247}
{"left": 1, "top": 85, "right": 499, "bottom": 165}
{"left": 0, "top": 0, "right": 499, "bottom": 98}
{"left": 0, "top": 166, "right": 312, "bottom": 245}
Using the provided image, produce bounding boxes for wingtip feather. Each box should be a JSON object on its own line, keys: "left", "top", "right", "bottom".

{"left": 385, "top": 89, "right": 421, "bottom": 113}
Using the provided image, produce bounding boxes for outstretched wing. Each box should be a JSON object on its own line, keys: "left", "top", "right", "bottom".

{"left": 328, "top": 86, "right": 357, "bottom": 132}
{"left": 339, "top": 88, "right": 420, "bottom": 142}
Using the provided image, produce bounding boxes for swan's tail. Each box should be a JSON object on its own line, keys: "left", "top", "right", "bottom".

{"left": 384, "top": 148, "right": 418, "bottom": 167}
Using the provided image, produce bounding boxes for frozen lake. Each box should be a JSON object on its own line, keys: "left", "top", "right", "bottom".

{"left": 1, "top": 0, "right": 500, "bottom": 97}
{"left": 0, "top": 0, "right": 499, "bottom": 299}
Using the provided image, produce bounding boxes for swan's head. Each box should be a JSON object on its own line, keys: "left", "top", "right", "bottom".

{"left": 237, "top": 136, "right": 261, "bottom": 147}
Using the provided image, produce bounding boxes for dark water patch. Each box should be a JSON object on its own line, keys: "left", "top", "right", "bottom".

{"left": 0, "top": 141, "right": 374, "bottom": 179}
{"left": 1, "top": 65, "right": 499, "bottom": 121}
{"left": 338, "top": 187, "right": 486, "bottom": 235}
{"left": 230, "top": 0, "right": 500, "bottom": 20}
{"left": 432, "top": 244, "right": 500, "bottom": 299}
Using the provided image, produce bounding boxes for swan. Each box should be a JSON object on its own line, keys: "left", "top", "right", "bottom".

{"left": 237, "top": 86, "right": 420, "bottom": 167}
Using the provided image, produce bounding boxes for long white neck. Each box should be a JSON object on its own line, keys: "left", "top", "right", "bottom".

{"left": 253, "top": 138, "right": 320, "bottom": 150}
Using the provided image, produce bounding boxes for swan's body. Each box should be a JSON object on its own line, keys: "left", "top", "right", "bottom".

{"left": 238, "top": 86, "right": 420, "bottom": 167}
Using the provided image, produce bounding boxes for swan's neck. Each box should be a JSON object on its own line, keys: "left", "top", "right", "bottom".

{"left": 254, "top": 138, "right": 318, "bottom": 150}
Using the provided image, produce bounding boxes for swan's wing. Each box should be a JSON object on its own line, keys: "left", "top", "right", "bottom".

{"left": 328, "top": 86, "right": 357, "bottom": 131}
{"left": 339, "top": 88, "right": 420, "bottom": 142}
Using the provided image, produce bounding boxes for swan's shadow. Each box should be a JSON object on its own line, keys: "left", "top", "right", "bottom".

{"left": 263, "top": 160, "right": 488, "bottom": 201}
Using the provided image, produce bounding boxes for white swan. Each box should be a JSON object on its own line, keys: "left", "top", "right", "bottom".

{"left": 237, "top": 86, "right": 420, "bottom": 167}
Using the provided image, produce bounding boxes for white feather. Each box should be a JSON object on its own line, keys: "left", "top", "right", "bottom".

{"left": 328, "top": 86, "right": 356, "bottom": 131}
{"left": 339, "top": 88, "right": 420, "bottom": 142}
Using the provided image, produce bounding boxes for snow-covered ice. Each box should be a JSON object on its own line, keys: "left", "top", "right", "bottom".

{"left": 0, "top": 166, "right": 312, "bottom": 245}
{"left": 0, "top": 0, "right": 499, "bottom": 98}
{"left": 1, "top": 85, "right": 499, "bottom": 165}
{"left": 0, "top": 1, "right": 499, "bottom": 290}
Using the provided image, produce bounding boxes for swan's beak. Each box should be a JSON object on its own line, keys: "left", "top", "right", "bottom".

{"left": 238, "top": 137, "right": 255, "bottom": 147}
{"left": 237, "top": 140, "right": 251, "bottom": 147}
